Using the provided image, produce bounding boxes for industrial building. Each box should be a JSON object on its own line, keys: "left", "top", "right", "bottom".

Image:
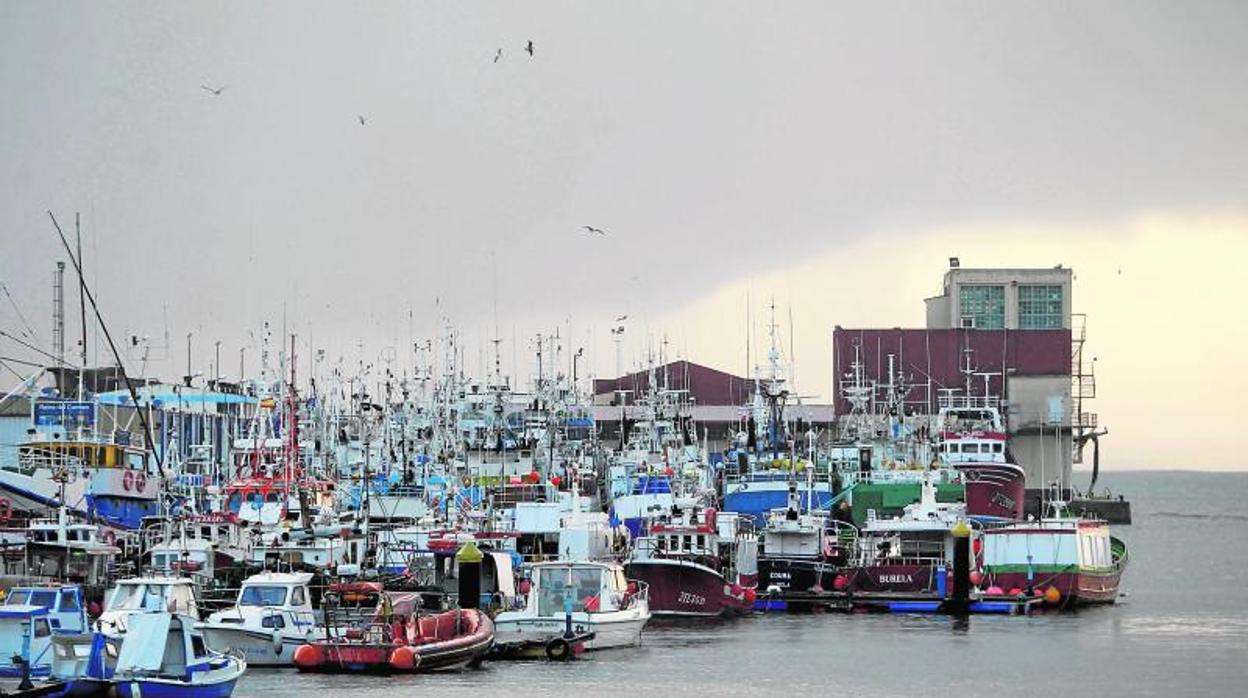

{"left": 835, "top": 260, "right": 1099, "bottom": 494}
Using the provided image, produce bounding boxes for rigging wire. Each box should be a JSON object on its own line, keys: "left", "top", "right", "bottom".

{"left": 0, "top": 281, "right": 42, "bottom": 344}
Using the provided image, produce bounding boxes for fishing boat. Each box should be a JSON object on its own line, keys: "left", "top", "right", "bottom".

{"left": 936, "top": 393, "right": 1026, "bottom": 520}
{"left": 112, "top": 613, "right": 245, "bottom": 698}
{"left": 841, "top": 470, "right": 974, "bottom": 597}
{"left": 754, "top": 482, "right": 845, "bottom": 609}
{"left": 980, "top": 502, "right": 1128, "bottom": 605}
{"left": 625, "top": 506, "right": 757, "bottom": 618}
{"left": 21, "top": 508, "right": 124, "bottom": 587}
{"left": 292, "top": 594, "right": 494, "bottom": 673}
{"left": 492, "top": 560, "right": 649, "bottom": 656}
{"left": 0, "top": 399, "right": 158, "bottom": 530}
{"left": 198, "top": 572, "right": 323, "bottom": 667}
{"left": 722, "top": 313, "right": 833, "bottom": 524}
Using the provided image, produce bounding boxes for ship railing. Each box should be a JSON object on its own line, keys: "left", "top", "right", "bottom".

{"left": 622, "top": 579, "right": 649, "bottom": 608}
{"left": 937, "top": 395, "right": 1001, "bottom": 411}
{"left": 853, "top": 551, "right": 950, "bottom": 568}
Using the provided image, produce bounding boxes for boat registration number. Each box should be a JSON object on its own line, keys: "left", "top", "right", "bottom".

{"left": 678, "top": 591, "right": 706, "bottom": 606}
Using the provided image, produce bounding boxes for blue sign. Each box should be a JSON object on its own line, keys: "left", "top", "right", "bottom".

{"left": 34, "top": 401, "right": 96, "bottom": 429}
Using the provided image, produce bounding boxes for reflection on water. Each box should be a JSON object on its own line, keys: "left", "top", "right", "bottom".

{"left": 236, "top": 472, "right": 1248, "bottom": 697}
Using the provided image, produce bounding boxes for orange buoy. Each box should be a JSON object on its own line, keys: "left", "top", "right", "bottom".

{"left": 832, "top": 575, "right": 848, "bottom": 591}
{"left": 1008, "top": 587, "right": 1023, "bottom": 597}
{"left": 389, "top": 645, "right": 419, "bottom": 671}
{"left": 1044, "top": 586, "right": 1062, "bottom": 605}
{"left": 969, "top": 571, "right": 984, "bottom": 587}
{"left": 292, "top": 643, "right": 324, "bottom": 669}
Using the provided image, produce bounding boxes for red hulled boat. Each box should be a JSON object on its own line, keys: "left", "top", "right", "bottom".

{"left": 625, "top": 506, "right": 758, "bottom": 618}
{"left": 293, "top": 593, "right": 495, "bottom": 673}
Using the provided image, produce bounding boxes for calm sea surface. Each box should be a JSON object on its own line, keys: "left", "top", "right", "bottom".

{"left": 238, "top": 471, "right": 1248, "bottom": 697}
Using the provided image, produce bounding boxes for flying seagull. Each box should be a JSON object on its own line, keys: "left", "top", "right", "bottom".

{"left": 583, "top": 225, "right": 606, "bottom": 235}
{"left": 525, "top": 40, "right": 534, "bottom": 57}
{"left": 201, "top": 85, "right": 225, "bottom": 95}
{"left": 615, "top": 314, "right": 629, "bottom": 322}
{"left": 358, "top": 115, "right": 367, "bottom": 126}
{"left": 494, "top": 48, "right": 503, "bottom": 63}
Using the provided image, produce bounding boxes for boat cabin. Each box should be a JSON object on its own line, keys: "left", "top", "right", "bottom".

{"left": 21, "top": 509, "right": 120, "bottom": 584}
{"left": 3, "top": 584, "right": 88, "bottom": 634}
{"left": 521, "top": 562, "right": 634, "bottom": 617}
{"left": 206, "top": 571, "right": 317, "bottom": 633}
{"left": 100, "top": 577, "right": 201, "bottom": 633}
{"left": 0, "top": 604, "right": 54, "bottom": 678}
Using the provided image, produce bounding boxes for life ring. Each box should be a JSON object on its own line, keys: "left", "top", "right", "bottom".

{"left": 0, "top": 497, "right": 11, "bottom": 521}
{"left": 135, "top": 473, "right": 147, "bottom": 492}
{"left": 122, "top": 470, "right": 135, "bottom": 491}
{"left": 545, "top": 636, "right": 572, "bottom": 661}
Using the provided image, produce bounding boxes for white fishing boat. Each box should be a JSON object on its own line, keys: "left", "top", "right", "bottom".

{"left": 493, "top": 560, "right": 649, "bottom": 656}
{"left": 198, "top": 572, "right": 324, "bottom": 667}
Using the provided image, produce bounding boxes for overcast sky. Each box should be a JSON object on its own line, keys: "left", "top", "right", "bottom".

{"left": 1, "top": 1, "right": 1245, "bottom": 467}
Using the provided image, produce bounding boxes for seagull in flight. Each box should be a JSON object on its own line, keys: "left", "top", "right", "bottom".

{"left": 494, "top": 48, "right": 503, "bottom": 63}
{"left": 615, "top": 314, "right": 629, "bottom": 322}
{"left": 525, "top": 40, "right": 534, "bottom": 57}
{"left": 201, "top": 85, "right": 225, "bottom": 95}
{"left": 358, "top": 115, "right": 368, "bottom": 126}
{"left": 583, "top": 225, "right": 606, "bottom": 236}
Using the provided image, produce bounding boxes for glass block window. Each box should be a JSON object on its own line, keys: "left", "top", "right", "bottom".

{"left": 958, "top": 285, "right": 1005, "bottom": 329}
{"left": 1018, "top": 284, "right": 1063, "bottom": 329}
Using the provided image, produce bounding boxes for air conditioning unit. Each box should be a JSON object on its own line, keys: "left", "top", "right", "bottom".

{"left": 960, "top": 316, "right": 976, "bottom": 329}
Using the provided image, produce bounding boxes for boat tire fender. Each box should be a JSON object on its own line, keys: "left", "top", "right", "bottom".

{"left": 545, "top": 637, "right": 572, "bottom": 661}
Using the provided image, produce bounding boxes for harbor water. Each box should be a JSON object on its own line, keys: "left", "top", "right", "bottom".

{"left": 238, "top": 470, "right": 1248, "bottom": 697}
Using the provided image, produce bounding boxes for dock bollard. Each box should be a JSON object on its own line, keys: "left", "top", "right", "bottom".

{"left": 948, "top": 519, "right": 972, "bottom": 614}
{"left": 456, "top": 541, "right": 484, "bottom": 609}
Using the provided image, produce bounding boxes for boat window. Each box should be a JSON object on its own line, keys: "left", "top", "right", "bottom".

{"left": 201, "top": 526, "right": 213, "bottom": 538}
{"left": 5, "top": 590, "right": 29, "bottom": 605}
{"left": 290, "top": 586, "right": 307, "bottom": 606}
{"left": 226, "top": 495, "right": 242, "bottom": 514}
{"left": 265, "top": 492, "right": 281, "bottom": 504}
{"left": 33, "top": 618, "right": 51, "bottom": 638}
{"left": 59, "top": 589, "right": 80, "bottom": 611}
{"left": 947, "top": 443, "right": 959, "bottom": 453}
{"left": 169, "top": 586, "right": 195, "bottom": 614}
{"left": 993, "top": 443, "right": 1003, "bottom": 453}
{"left": 30, "top": 591, "right": 56, "bottom": 609}
{"left": 536, "top": 567, "right": 602, "bottom": 616}
{"left": 239, "top": 586, "right": 287, "bottom": 607}
{"left": 191, "top": 634, "right": 209, "bottom": 658}
{"left": 261, "top": 615, "right": 286, "bottom": 629}
{"left": 964, "top": 444, "right": 980, "bottom": 454}
{"left": 107, "top": 584, "right": 141, "bottom": 611}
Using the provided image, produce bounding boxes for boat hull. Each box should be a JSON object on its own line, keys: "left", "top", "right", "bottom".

{"left": 115, "top": 677, "right": 239, "bottom": 698}
{"left": 293, "top": 609, "right": 494, "bottom": 673}
{"left": 756, "top": 557, "right": 839, "bottom": 599}
{"left": 954, "top": 462, "right": 1026, "bottom": 520}
{"left": 846, "top": 564, "right": 942, "bottom": 595}
{"left": 625, "top": 559, "right": 751, "bottom": 618}
{"left": 493, "top": 612, "right": 647, "bottom": 651}
{"left": 985, "top": 568, "right": 1122, "bottom": 604}
{"left": 200, "top": 627, "right": 317, "bottom": 667}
